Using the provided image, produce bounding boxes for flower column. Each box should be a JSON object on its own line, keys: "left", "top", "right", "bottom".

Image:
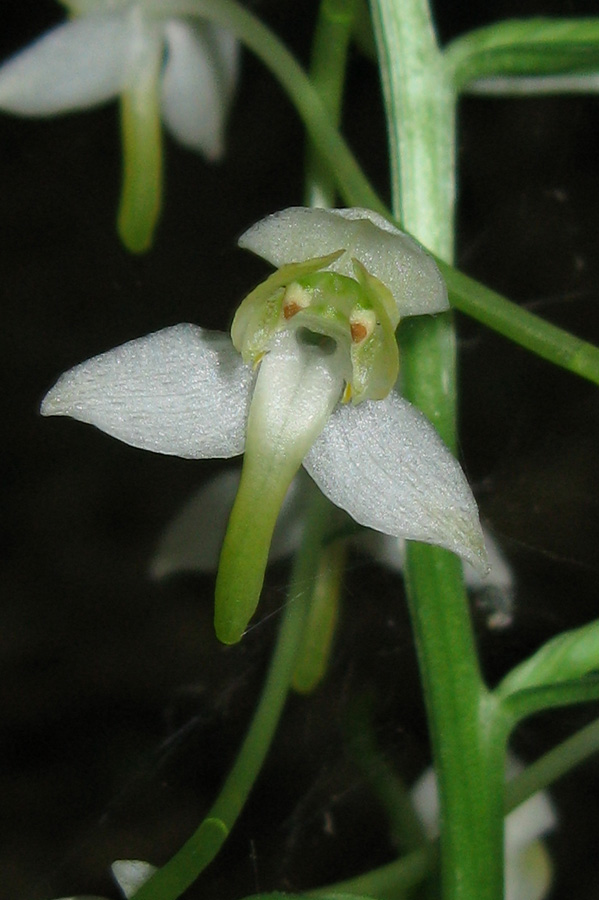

{"left": 370, "top": 1, "right": 506, "bottom": 898}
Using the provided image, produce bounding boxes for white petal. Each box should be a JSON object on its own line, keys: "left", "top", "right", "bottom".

{"left": 410, "top": 766, "right": 440, "bottom": 838}
{"left": 238, "top": 207, "right": 448, "bottom": 317}
{"left": 151, "top": 468, "right": 304, "bottom": 577}
{"left": 161, "top": 20, "right": 239, "bottom": 159}
{"left": 41, "top": 324, "right": 252, "bottom": 459}
{"left": 303, "top": 390, "right": 487, "bottom": 572}
{"left": 0, "top": 15, "right": 131, "bottom": 115}
{"left": 111, "top": 860, "right": 157, "bottom": 899}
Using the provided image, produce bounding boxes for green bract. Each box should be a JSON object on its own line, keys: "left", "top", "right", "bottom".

{"left": 41, "top": 207, "right": 486, "bottom": 644}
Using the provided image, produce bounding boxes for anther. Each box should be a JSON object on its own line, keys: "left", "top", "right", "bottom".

{"left": 349, "top": 308, "right": 376, "bottom": 344}
{"left": 283, "top": 283, "right": 311, "bottom": 320}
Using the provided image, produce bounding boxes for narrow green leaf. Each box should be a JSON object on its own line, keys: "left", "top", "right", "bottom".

{"left": 446, "top": 18, "right": 599, "bottom": 91}
{"left": 498, "top": 619, "right": 599, "bottom": 700}
{"left": 500, "top": 676, "right": 599, "bottom": 725}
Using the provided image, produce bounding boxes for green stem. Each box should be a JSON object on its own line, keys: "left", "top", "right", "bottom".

{"left": 131, "top": 487, "right": 327, "bottom": 900}
{"left": 370, "top": 0, "right": 506, "bottom": 897}
{"left": 439, "top": 261, "right": 599, "bottom": 385}
{"left": 403, "top": 548, "right": 507, "bottom": 900}
{"left": 505, "top": 716, "right": 599, "bottom": 813}
{"left": 369, "top": 0, "right": 455, "bottom": 260}
{"left": 304, "top": 0, "right": 357, "bottom": 207}
{"left": 307, "top": 847, "right": 435, "bottom": 900}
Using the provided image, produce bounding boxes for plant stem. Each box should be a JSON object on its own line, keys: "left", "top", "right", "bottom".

{"left": 370, "top": 0, "right": 506, "bottom": 897}
{"left": 439, "top": 261, "right": 599, "bottom": 386}
{"left": 505, "top": 716, "right": 599, "bottom": 813}
{"left": 307, "top": 847, "right": 435, "bottom": 900}
{"left": 404, "top": 549, "right": 507, "bottom": 900}
{"left": 132, "top": 487, "right": 328, "bottom": 900}
{"left": 304, "top": 0, "right": 357, "bottom": 207}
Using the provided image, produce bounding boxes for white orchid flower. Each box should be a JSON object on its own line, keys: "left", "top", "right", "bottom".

{"left": 411, "top": 761, "right": 556, "bottom": 900}
{"left": 41, "top": 207, "right": 487, "bottom": 644}
{"left": 0, "top": 0, "right": 238, "bottom": 251}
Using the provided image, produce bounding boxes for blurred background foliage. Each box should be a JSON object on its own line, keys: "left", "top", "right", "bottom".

{"left": 2, "top": 0, "right": 599, "bottom": 896}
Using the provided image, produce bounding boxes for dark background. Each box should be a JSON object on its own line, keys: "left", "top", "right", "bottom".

{"left": 2, "top": 0, "right": 599, "bottom": 897}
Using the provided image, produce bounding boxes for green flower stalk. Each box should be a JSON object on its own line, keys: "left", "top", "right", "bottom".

{"left": 41, "top": 207, "right": 487, "bottom": 644}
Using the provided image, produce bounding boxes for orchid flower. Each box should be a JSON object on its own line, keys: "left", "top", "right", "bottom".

{"left": 411, "top": 761, "right": 557, "bottom": 900}
{"left": 41, "top": 207, "right": 488, "bottom": 644}
{"left": 0, "top": 0, "right": 238, "bottom": 251}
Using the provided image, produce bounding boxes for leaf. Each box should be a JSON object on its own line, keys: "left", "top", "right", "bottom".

{"left": 498, "top": 619, "right": 599, "bottom": 700}
{"left": 447, "top": 18, "right": 599, "bottom": 91}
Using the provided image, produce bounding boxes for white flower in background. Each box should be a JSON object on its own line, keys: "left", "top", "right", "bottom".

{"left": 53, "top": 858, "right": 156, "bottom": 900}
{"left": 41, "top": 207, "right": 487, "bottom": 643}
{"left": 110, "top": 860, "right": 157, "bottom": 899}
{"left": 151, "top": 468, "right": 306, "bottom": 579}
{"left": 361, "top": 524, "right": 515, "bottom": 629}
{"left": 0, "top": 0, "right": 238, "bottom": 251}
{"left": 412, "top": 762, "right": 556, "bottom": 900}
